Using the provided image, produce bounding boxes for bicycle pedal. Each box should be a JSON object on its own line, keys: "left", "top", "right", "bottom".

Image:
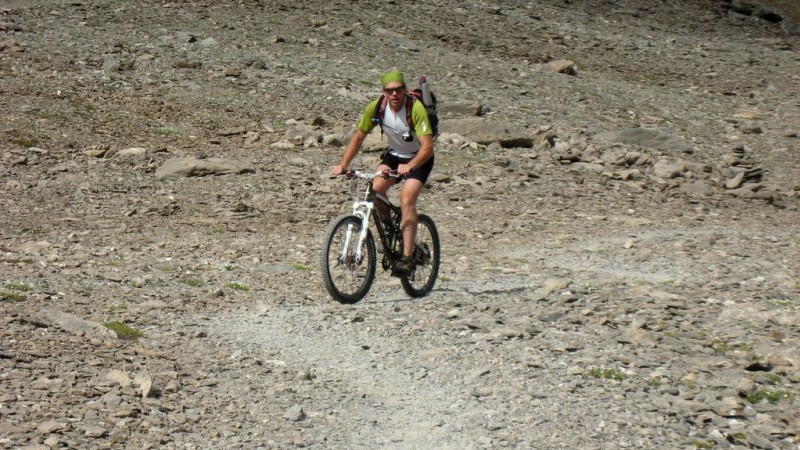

{"left": 390, "top": 266, "right": 411, "bottom": 278}
{"left": 390, "top": 268, "right": 409, "bottom": 278}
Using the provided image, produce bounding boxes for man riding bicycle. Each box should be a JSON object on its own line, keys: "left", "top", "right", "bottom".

{"left": 331, "top": 70, "right": 435, "bottom": 277}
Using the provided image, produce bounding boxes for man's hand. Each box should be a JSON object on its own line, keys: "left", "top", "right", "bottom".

{"left": 397, "top": 163, "right": 414, "bottom": 176}
{"left": 331, "top": 165, "right": 347, "bottom": 176}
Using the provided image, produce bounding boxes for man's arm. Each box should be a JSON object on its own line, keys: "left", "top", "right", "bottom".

{"left": 332, "top": 129, "right": 368, "bottom": 175}
{"left": 409, "top": 134, "right": 433, "bottom": 168}
{"left": 397, "top": 99, "right": 434, "bottom": 174}
{"left": 332, "top": 100, "right": 380, "bottom": 174}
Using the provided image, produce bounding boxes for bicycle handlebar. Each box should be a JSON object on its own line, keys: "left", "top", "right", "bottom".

{"left": 341, "top": 169, "right": 402, "bottom": 180}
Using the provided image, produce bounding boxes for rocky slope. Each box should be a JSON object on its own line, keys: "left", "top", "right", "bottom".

{"left": 2, "top": 0, "right": 799, "bottom": 449}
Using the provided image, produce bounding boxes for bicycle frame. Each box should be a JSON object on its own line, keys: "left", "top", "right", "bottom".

{"left": 341, "top": 171, "right": 403, "bottom": 266}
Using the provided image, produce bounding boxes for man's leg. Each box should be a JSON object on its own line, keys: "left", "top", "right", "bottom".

{"left": 399, "top": 178, "right": 424, "bottom": 257}
{"left": 372, "top": 163, "right": 395, "bottom": 222}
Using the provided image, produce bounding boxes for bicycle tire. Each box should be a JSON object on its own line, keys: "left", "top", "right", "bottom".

{"left": 320, "top": 214, "right": 377, "bottom": 303}
{"left": 401, "top": 214, "right": 440, "bottom": 298}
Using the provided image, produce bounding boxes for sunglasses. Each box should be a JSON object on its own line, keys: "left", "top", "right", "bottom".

{"left": 383, "top": 87, "right": 406, "bottom": 94}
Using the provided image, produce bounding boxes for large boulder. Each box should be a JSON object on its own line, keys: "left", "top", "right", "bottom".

{"left": 442, "top": 118, "right": 533, "bottom": 148}
{"left": 155, "top": 157, "right": 255, "bottom": 179}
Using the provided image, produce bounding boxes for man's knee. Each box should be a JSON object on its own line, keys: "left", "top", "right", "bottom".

{"left": 400, "top": 192, "right": 419, "bottom": 209}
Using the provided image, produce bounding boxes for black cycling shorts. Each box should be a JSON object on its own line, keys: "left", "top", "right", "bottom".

{"left": 379, "top": 151, "right": 435, "bottom": 183}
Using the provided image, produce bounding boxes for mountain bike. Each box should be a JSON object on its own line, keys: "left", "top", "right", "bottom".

{"left": 320, "top": 169, "right": 441, "bottom": 303}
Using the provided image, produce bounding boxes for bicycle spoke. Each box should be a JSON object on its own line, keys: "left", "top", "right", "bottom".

{"left": 320, "top": 215, "right": 376, "bottom": 303}
{"left": 401, "top": 214, "right": 440, "bottom": 297}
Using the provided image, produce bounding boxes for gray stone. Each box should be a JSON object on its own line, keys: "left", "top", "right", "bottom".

{"left": 652, "top": 160, "right": 682, "bottom": 179}
{"left": 594, "top": 128, "right": 693, "bottom": 154}
{"left": 26, "top": 310, "right": 115, "bottom": 339}
{"left": 284, "top": 405, "right": 306, "bottom": 422}
{"left": 546, "top": 59, "right": 578, "bottom": 76}
{"left": 155, "top": 157, "right": 255, "bottom": 179}
{"left": 441, "top": 118, "right": 532, "bottom": 148}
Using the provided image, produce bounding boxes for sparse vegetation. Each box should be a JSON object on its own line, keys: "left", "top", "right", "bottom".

{"left": 1, "top": 291, "right": 28, "bottom": 302}
{"left": 3, "top": 282, "right": 32, "bottom": 292}
{"left": 764, "top": 373, "right": 782, "bottom": 384}
{"left": 153, "top": 126, "right": 180, "bottom": 136}
{"left": 588, "top": 368, "right": 626, "bottom": 381}
{"left": 744, "top": 388, "right": 793, "bottom": 405}
{"left": 4, "top": 257, "right": 36, "bottom": 264}
{"left": 766, "top": 298, "right": 797, "bottom": 311}
{"left": 712, "top": 340, "right": 753, "bottom": 354}
{"left": 1, "top": 282, "right": 32, "bottom": 302}
{"left": 196, "top": 114, "right": 222, "bottom": 129}
{"left": 104, "top": 321, "right": 144, "bottom": 340}
{"left": 466, "top": 146, "right": 487, "bottom": 158}
{"left": 680, "top": 379, "right": 698, "bottom": 390}
{"left": 225, "top": 282, "right": 250, "bottom": 291}
{"left": 182, "top": 276, "right": 205, "bottom": 287}
{"left": 14, "top": 137, "right": 40, "bottom": 147}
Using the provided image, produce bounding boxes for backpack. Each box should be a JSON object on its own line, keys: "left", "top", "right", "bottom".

{"left": 372, "top": 76, "right": 439, "bottom": 138}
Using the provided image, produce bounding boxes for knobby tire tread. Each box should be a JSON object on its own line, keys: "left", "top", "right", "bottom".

{"left": 320, "top": 215, "right": 376, "bottom": 303}
{"left": 400, "top": 214, "right": 440, "bottom": 298}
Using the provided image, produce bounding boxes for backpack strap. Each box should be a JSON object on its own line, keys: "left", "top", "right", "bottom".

{"left": 404, "top": 94, "right": 416, "bottom": 132}
{"left": 371, "top": 95, "right": 386, "bottom": 132}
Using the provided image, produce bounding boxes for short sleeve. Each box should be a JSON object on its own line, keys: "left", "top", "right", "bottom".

{"left": 356, "top": 99, "right": 380, "bottom": 134}
{"left": 411, "top": 100, "right": 432, "bottom": 136}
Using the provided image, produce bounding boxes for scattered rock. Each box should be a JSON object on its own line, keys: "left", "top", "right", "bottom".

{"left": 2, "top": 1, "right": 798, "bottom": 449}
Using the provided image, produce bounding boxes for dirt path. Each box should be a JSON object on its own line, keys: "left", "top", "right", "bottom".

{"left": 210, "top": 220, "right": 800, "bottom": 448}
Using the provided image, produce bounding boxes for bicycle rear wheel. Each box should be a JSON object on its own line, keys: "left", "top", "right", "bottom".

{"left": 401, "top": 214, "right": 440, "bottom": 298}
{"left": 320, "top": 215, "right": 377, "bottom": 303}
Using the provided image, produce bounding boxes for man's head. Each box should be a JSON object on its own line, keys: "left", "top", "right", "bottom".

{"left": 381, "top": 70, "right": 406, "bottom": 111}
{"left": 381, "top": 70, "right": 405, "bottom": 88}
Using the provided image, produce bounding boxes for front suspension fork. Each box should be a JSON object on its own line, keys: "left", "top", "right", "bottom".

{"left": 340, "top": 204, "right": 372, "bottom": 264}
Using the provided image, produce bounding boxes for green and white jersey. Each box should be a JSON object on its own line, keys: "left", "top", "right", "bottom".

{"left": 357, "top": 97, "right": 432, "bottom": 159}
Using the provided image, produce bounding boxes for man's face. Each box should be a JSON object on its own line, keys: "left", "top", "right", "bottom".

{"left": 383, "top": 82, "right": 406, "bottom": 110}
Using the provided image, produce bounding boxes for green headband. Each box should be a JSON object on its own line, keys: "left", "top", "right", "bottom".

{"left": 380, "top": 70, "right": 405, "bottom": 87}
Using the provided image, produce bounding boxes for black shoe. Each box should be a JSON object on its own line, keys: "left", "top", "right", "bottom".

{"left": 391, "top": 256, "right": 414, "bottom": 277}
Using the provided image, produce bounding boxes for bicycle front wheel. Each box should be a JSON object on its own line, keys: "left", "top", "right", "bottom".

{"left": 320, "top": 214, "right": 377, "bottom": 303}
{"left": 401, "top": 214, "right": 441, "bottom": 298}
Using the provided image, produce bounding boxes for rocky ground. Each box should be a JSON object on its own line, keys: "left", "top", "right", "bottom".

{"left": 2, "top": 0, "right": 800, "bottom": 449}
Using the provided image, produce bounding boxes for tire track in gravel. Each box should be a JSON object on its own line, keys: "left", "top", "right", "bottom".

{"left": 213, "top": 284, "right": 496, "bottom": 450}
